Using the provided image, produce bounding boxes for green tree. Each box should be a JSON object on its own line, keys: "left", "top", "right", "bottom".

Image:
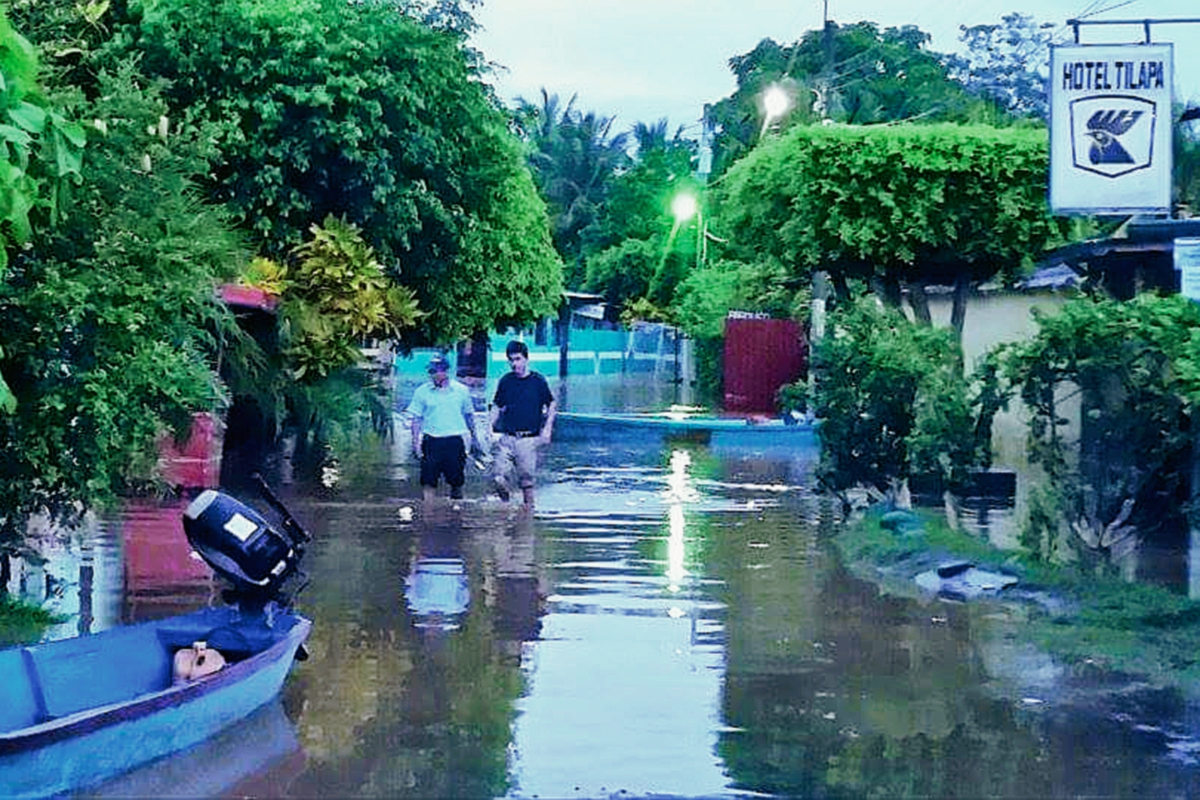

{"left": 0, "top": 58, "right": 244, "bottom": 573}
{"left": 999, "top": 294, "right": 1200, "bottom": 568}
{"left": 582, "top": 120, "right": 694, "bottom": 252}
{"left": 575, "top": 118, "right": 701, "bottom": 318}
{"left": 712, "top": 123, "right": 1068, "bottom": 341}
{"left": 813, "top": 296, "right": 987, "bottom": 505}
{"left": 706, "top": 22, "right": 1003, "bottom": 179}
{"left": 946, "top": 12, "right": 1054, "bottom": 120}
{"left": 113, "top": 0, "right": 561, "bottom": 345}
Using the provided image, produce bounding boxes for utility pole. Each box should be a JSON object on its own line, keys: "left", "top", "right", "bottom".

{"left": 809, "top": 0, "right": 834, "bottom": 401}
{"left": 812, "top": 0, "right": 835, "bottom": 120}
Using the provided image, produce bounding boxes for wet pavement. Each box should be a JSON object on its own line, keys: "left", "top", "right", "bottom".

{"left": 14, "top": 415, "right": 1200, "bottom": 798}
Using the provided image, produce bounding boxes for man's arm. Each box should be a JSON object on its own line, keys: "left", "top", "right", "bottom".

{"left": 406, "top": 389, "right": 423, "bottom": 459}
{"left": 410, "top": 417, "right": 422, "bottom": 459}
{"left": 538, "top": 396, "right": 557, "bottom": 444}
{"left": 461, "top": 390, "right": 481, "bottom": 451}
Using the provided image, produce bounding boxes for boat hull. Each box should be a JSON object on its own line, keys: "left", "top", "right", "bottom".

{"left": 557, "top": 411, "right": 819, "bottom": 448}
{"left": 0, "top": 606, "right": 310, "bottom": 799}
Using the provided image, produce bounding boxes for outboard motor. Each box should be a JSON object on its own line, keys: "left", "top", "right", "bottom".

{"left": 182, "top": 475, "right": 310, "bottom": 606}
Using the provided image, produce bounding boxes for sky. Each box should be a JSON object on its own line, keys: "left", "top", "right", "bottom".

{"left": 470, "top": 0, "right": 1200, "bottom": 134}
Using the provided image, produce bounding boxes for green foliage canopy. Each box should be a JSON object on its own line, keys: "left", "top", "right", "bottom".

{"left": 117, "top": 0, "right": 562, "bottom": 344}
{"left": 577, "top": 120, "right": 701, "bottom": 318}
{"left": 706, "top": 22, "right": 1003, "bottom": 178}
{"left": 514, "top": 90, "right": 630, "bottom": 288}
{"left": 947, "top": 13, "right": 1054, "bottom": 120}
{"left": 713, "top": 123, "right": 1067, "bottom": 325}
{"left": 0, "top": 59, "right": 244, "bottom": 543}
{"left": 999, "top": 294, "right": 1200, "bottom": 559}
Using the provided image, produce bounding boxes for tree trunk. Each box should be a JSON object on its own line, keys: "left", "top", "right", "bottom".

{"left": 950, "top": 274, "right": 970, "bottom": 340}
{"left": 871, "top": 275, "right": 903, "bottom": 308}
{"left": 906, "top": 280, "right": 932, "bottom": 325}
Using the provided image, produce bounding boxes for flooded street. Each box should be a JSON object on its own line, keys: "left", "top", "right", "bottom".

{"left": 15, "top": 387, "right": 1200, "bottom": 797}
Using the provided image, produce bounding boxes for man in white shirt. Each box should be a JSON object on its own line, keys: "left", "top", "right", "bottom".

{"left": 406, "top": 356, "right": 482, "bottom": 503}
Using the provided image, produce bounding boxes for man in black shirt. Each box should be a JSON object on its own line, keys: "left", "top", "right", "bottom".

{"left": 488, "top": 340, "right": 556, "bottom": 508}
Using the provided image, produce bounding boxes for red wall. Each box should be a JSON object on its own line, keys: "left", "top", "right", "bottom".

{"left": 723, "top": 318, "right": 807, "bottom": 414}
{"left": 157, "top": 412, "right": 222, "bottom": 489}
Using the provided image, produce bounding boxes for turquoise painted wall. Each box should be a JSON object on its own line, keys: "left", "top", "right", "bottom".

{"left": 393, "top": 327, "right": 680, "bottom": 380}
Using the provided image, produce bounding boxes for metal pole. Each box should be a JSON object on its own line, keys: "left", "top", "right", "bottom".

{"left": 1065, "top": 17, "right": 1200, "bottom": 43}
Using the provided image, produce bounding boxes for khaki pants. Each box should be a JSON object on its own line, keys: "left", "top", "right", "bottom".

{"left": 493, "top": 434, "right": 540, "bottom": 489}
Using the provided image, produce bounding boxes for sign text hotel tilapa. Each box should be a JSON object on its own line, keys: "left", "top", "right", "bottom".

{"left": 1060, "top": 58, "right": 1167, "bottom": 92}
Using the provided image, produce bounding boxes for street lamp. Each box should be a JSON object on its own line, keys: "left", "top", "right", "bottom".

{"left": 671, "top": 192, "right": 698, "bottom": 225}
{"left": 760, "top": 82, "right": 793, "bottom": 137}
{"left": 670, "top": 191, "right": 704, "bottom": 270}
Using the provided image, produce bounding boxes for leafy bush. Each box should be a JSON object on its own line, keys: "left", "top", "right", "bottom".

{"left": 0, "top": 595, "right": 64, "bottom": 646}
{"left": 814, "top": 296, "right": 989, "bottom": 500}
{"left": 1, "top": 59, "right": 240, "bottom": 560}
{"left": 999, "top": 293, "right": 1200, "bottom": 565}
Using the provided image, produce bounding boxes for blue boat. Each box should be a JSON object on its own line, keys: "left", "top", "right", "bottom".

{"left": 0, "top": 605, "right": 310, "bottom": 798}
{"left": 83, "top": 698, "right": 305, "bottom": 798}
{"left": 0, "top": 479, "right": 313, "bottom": 799}
{"left": 557, "top": 410, "right": 819, "bottom": 448}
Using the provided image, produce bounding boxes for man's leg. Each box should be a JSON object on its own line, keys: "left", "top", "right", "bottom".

{"left": 447, "top": 437, "right": 467, "bottom": 499}
{"left": 514, "top": 438, "right": 539, "bottom": 508}
{"left": 491, "top": 436, "right": 514, "bottom": 501}
{"left": 418, "top": 439, "right": 439, "bottom": 504}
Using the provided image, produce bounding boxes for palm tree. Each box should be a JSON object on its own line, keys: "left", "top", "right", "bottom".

{"left": 515, "top": 89, "right": 630, "bottom": 286}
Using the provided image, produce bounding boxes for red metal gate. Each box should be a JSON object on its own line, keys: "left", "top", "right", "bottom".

{"left": 723, "top": 316, "right": 807, "bottom": 414}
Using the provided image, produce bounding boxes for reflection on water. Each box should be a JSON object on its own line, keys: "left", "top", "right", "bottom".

{"left": 10, "top": 374, "right": 1200, "bottom": 797}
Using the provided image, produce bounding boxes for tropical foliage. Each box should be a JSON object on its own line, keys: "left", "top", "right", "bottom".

{"left": 0, "top": 11, "right": 85, "bottom": 416}
{"left": 946, "top": 12, "right": 1055, "bottom": 120}
{"left": 110, "top": 0, "right": 561, "bottom": 345}
{"left": 0, "top": 0, "right": 564, "bottom": 572}
{"left": 704, "top": 22, "right": 1006, "bottom": 178}
{"left": 0, "top": 58, "right": 244, "bottom": 565}
{"left": 282, "top": 216, "right": 421, "bottom": 380}
{"left": 811, "top": 296, "right": 991, "bottom": 504}
{"left": 515, "top": 90, "right": 630, "bottom": 288}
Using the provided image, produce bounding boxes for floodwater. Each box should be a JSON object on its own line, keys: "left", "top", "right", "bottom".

{"left": 12, "top": 378, "right": 1200, "bottom": 798}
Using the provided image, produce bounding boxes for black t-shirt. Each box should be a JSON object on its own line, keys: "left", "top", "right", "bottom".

{"left": 493, "top": 371, "right": 553, "bottom": 434}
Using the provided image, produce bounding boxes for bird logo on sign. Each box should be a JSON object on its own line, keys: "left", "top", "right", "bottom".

{"left": 1070, "top": 96, "right": 1156, "bottom": 178}
{"left": 1085, "top": 109, "right": 1144, "bottom": 165}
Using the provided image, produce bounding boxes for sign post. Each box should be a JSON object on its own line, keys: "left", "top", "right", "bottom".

{"left": 1049, "top": 42, "right": 1173, "bottom": 214}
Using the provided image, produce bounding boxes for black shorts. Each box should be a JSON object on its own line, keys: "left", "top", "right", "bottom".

{"left": 419, "top": 435, "right": 466, "bottom": 488}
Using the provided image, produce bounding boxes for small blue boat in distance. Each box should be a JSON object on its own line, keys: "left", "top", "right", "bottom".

{"left": 557, "top": 409, "right": 819, "bottom": 449}
{"left": 0, "top": 477, "right": 313, "bottom": 799}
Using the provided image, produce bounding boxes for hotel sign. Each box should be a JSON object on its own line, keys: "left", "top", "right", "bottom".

{"left": 1049, "top": 43, "right": 1173, "bottom": 214}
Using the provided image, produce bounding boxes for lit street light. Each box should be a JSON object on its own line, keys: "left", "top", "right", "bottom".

{"left": 760, "top": 83, "right": 793, "bottom": 137}
{"left": 671, "top": 192, "right": 698, "bottom": 224}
